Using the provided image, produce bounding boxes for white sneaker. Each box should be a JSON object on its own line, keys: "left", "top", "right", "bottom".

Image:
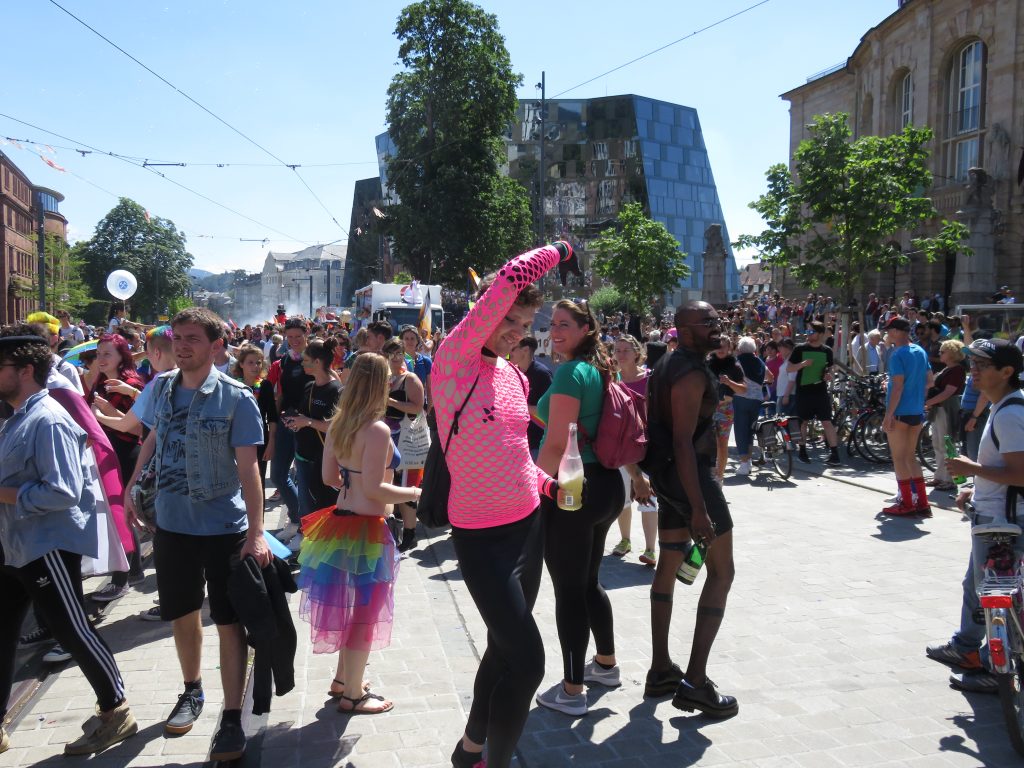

{"left": 535, "top": 682, "right": 588, "bottom": 716}
{"left": 278, "top": 522, "right": 299, "bottom": 544}
{"left": 582, "top": 658, "right": 621, "bottom": 688}
{"left": 735, "top": 461, "right": 751, "bottom": 477}
{"left": 43, "top": 644, "right": 72, "bottom": 664}
{"left": 287, "top": 532, "right": 304, "bottom": 554}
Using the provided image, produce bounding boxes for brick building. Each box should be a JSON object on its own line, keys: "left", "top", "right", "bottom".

{"left": 0, "top": 151, "right": 67, "bottom": 324}
{"left": 775, "top": 0, "right": 1024, "bottom": 305}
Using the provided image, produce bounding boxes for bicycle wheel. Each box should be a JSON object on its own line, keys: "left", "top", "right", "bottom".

{"left": 769, "top": 425, "right": 792, "bottom": 480}
{"left": 997, "top": 653, "right": 1024, "bottom": 757}
{"left": 858, "top": 412, "right": 891, "bottom": 464}
{"left": 917, "top": 421, "right": 936, "bottom": 472}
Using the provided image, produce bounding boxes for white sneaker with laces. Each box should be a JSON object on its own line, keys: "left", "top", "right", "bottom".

{"left": 583, "top": 658, "right": 621, "bottom": 688}
{"left": 535, "top": 682, "right": 588, "bottom": 716}
{"left": 43, "top": 644, "right": 72, "bottom": 664}
{"left": 735, "top": 461, "right": 751, "bottom": 477}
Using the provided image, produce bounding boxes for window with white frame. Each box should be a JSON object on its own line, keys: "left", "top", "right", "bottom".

{"left": 946, "top": 41, "right": 985, "bottom": 181}
{"left": 899, "top": 72, "right": 914, "bottom": 129}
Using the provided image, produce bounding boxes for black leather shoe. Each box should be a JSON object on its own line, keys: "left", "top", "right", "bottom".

{"left": 672, "top": 677, "right": 738, "bottom": 718}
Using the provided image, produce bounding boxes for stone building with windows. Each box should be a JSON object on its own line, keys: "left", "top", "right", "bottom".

{"left": 1, "top": 152, "right": 67, "bottom": 324}
{"left": 776, "top": 0, "right": 1023, "bottom": 306}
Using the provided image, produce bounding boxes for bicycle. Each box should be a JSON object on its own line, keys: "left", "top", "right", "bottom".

{"left": 974, "top": 514, "right": 1024, "bottom": 756}
{"left": 752, "top": 401, "right": 793, "bottom": 480}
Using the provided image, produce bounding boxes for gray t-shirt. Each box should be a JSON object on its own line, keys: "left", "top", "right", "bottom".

{"left": 139, "top": 381, "right": 263, "bottom": 535}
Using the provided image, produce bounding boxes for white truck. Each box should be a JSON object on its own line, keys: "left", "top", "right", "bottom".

{"left": 354, "top": 282, "right": 445, "bottom": 334}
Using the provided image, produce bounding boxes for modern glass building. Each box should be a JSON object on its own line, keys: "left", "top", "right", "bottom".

{"left": 373, "top": 94, "right": 740, "bottom": 304}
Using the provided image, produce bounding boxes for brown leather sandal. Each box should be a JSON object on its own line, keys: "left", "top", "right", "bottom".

{"left": 337, "top": 691, "right": 393, "bottom": 715}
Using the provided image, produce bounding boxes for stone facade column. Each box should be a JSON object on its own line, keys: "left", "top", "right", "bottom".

{"left": 700, "top": 223, "right": 728, "bottom": 307}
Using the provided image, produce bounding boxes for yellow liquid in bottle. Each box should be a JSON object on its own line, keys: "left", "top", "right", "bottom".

{"left": 557, "top": 471, "right": 584, "bottom": 511}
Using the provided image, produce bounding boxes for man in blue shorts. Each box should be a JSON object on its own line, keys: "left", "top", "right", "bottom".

{"left": 882, "top": 317, "right": 931, "bottom": 516}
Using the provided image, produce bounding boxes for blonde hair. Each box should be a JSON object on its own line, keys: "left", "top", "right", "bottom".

{"left": 940, "top": 339, "right": 965, "bottom": 362}
{"left": 327, "top": 353, "right": 389, "bottom": 463}
{"left": 614, "top": 334, "right": 646, "bottom": 365}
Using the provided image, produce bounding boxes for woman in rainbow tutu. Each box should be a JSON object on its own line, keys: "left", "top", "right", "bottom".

{"left": 297, "top": 353, "right": 421, "bottom": 714}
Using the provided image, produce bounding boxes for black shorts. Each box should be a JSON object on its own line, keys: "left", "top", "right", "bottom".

{"left": 649, "top": 459, "right": 733, "bottom": 536}
{"left": 154, "top": 528, "right": 246, "bottom": 624}
{"left": 895, "top": 414, "right": 923, "bottom": 426}
{"left": 796, "top": 386, "right": 833, "bottom": 422}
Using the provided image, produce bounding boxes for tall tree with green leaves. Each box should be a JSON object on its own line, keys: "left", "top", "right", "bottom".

{"left": 78, "top": 198, "right": 194, "bottom": 323}
{"left": 591, "top": 202, "right": 690, "bottom": 314}
{"left": 384, "top": 0, "right": 533, "bottom": 286}
{"left": 29, "top": 233, "right": 96, "bottom": 317}
{"left": 736, "top": 112, "right": 970, "bottom": 307}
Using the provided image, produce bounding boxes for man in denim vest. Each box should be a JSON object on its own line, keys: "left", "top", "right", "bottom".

{"left": 126, "top": 307, "right": 266, "bottom": 761}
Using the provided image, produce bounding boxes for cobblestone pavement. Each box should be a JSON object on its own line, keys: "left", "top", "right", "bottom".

{"left": 2, "top": 465, "right": 1018, "bottom": 767}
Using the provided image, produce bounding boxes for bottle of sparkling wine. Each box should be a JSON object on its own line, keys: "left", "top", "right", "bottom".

{"left": 557, "top": 423, "right": 584, "bottom": 511}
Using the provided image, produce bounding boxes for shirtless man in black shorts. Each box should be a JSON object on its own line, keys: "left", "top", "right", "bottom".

{"left": 641, "top": 301, "right": 737, "bottom": 717}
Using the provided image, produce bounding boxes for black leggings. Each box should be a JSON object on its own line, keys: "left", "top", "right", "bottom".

{"left": 542, "top": 462, "right": 625, "bottom": 685}
{"left": 451, "top": 510, "right": 544, "bottom": 768}
{"left": 109, "top": 438, "right": 142, "bottom": 587}
{"left": 1, "top": 549, "right": 125, "bottom": 719}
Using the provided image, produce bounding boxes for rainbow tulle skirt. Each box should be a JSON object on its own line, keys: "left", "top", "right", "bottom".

{"left": 296, "top": 506, "right": 399, "bottom": 653}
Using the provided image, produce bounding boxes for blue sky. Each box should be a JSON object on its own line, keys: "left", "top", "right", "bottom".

{"left": 2, "top": 0, "right": 897, "bottom": 275}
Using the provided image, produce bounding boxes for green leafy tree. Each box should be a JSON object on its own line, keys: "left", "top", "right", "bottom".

{"left": 591, "top": 202, "right": 690, "bottom": 315}
{"left": 78, "top": 198, "right": 194, "bottom": 324}
{"left": 384, "top": 0, "right": 533, "bottom": 285}
{"left": 588, "top": 286, "right": 627, "bottom": 317}
{"left": 28, "top": 234, "right": 96, "bottom": 318}
{"left": 736, "top": 113, "right": 970, "bottom": 308}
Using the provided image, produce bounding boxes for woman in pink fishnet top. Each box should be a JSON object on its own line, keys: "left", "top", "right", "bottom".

{"left": 434, "top": 242, "right": 573, "bottom": 768}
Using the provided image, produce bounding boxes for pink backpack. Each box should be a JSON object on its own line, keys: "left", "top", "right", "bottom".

{"left": 581, "top": 379, "right": 648, "bottom": 469}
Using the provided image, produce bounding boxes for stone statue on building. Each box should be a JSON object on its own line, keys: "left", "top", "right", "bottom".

{"left": 951, "top": 166, "right": 997, "bottom": 307}
{"left": 701, "top": 223, "right": 728, "bottom": 307}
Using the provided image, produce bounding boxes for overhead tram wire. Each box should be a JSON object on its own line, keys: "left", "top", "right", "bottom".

{"left": 47, "top": 0, "right": 349, "bottom": 235}
{"left": 550, "top": 0, "right": 773, "bottom": 98}
{"left": 0, "top": 112, "right": 312, "bottom": 246}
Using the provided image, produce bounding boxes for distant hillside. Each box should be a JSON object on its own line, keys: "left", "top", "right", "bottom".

{"left": 189, "top": 268, "right": 213, "bottom": 279}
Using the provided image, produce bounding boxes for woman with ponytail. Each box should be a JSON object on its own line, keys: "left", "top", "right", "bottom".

{"left": 534, "top": 299, "right": 626, "bottom": 717}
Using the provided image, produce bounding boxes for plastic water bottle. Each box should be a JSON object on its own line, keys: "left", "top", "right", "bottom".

{"left": 557, "top": 422, "right": 584, "bottom": 511}
{"left": 677, "top": 541, "right": 707, "bottom": 586}
{"left": 944, "top": 435, "right": 967, "bottom": 485}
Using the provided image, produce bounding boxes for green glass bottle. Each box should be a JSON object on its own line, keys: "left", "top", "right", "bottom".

{"left": 944, "top": 435, "right": 966, "bottom": 485}
{"left": 677, "top": 541, "right": 708, "bottom": 586}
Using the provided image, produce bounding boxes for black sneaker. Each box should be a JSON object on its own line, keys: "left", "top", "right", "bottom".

{"left": 210, "top": 721, "right": 246, "bottom": 762}
{"left": 825, "top": 452, "right": 842, "bottom": 467}
{"left": 798, "top": 446, "right": 811, "bottom": 464}
{"left": 165, "top": 689, "right": 204, "bottom": 734}
{"left": 950, "top": 670, "right": 999, "bottom": 694}
{"left": 644, "top": 662, "right": 684, "bottom": 697}
{"left": 672, "top": 677, "right": 738, "bottom": 718}
{"left": 19, "top": 626, "right": 53, "bottom": 648}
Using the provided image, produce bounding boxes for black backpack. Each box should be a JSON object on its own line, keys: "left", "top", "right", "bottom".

{"left": 416, "top": 374, "right": 480, "bottom": 529}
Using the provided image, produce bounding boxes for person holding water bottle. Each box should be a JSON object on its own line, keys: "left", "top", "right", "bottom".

{"left": 534, "top": 299, "right": 626, "bottom": 717}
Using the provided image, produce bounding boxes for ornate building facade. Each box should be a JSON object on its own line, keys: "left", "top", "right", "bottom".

{"left": 777, "top": 0, "right": 1023, "bottom": 306}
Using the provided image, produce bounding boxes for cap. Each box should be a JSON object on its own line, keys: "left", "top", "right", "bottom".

{"left": 885, "top": 317, "right": 911, "bottom": 332}
{"left": 967, "top": 338, "right": 1023, "bottom": 374}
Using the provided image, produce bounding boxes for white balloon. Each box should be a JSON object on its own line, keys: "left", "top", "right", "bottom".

{"left": 106, "top": 270, "right": 138, "bottom": 300}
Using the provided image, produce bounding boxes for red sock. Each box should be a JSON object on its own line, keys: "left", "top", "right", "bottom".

{"left": 913, "top": 477, "right": 929, "bottom": 509}
{"left": 898, "top": 479, "right": 915, "bottom": 508}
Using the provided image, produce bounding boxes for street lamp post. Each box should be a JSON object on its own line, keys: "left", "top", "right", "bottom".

{"left": 292, "top": 275, "right": 313, "bottom": 317}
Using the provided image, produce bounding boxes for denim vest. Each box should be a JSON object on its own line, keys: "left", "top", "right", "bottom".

{"left": 151, "top": 367, "right": 253, "bottom": 502}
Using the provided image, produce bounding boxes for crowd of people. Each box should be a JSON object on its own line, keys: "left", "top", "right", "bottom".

{"left": 1, "top": 258, "right": 1023, "bottom": 766}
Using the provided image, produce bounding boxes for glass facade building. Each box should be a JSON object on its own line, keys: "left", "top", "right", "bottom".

{"left": 373, "top": 94, "right": 739, "bottom": 304}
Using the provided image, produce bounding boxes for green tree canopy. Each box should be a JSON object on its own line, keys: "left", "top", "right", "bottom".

{"left": 591, "top": 202, "right": 690, "bottom": 315}
{"left": 736, "top": 113, "right": 970, "bottom": 305}
{"left": 79, "top": 198, "right": 194, "bottom": 324}
{"left": 384, "top": 0, "right": 533, "bottom": 286}
{"left": 29, "top": 233, "right": 95, "bottom": 318}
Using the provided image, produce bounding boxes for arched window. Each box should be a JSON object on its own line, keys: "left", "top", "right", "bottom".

{"left": 899, "top": 72, "right": 914, "bottom": 129}
{"left": 945, "top": 41, "right": 985, "bottom": 181}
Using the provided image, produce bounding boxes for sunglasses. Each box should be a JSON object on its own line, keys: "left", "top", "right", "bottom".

{"left": 684, "top": 318, "right": 722, "bottom": 328}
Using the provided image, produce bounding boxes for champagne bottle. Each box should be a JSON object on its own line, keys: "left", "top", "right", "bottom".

{"left": 677, "top": 541, "right": 707, "bottom": 586}
{"left": 557, "top": 422, "right": 585, "bottom": 511}
{"left": 943, "top": 435, "right": 966, "bottom": 485}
